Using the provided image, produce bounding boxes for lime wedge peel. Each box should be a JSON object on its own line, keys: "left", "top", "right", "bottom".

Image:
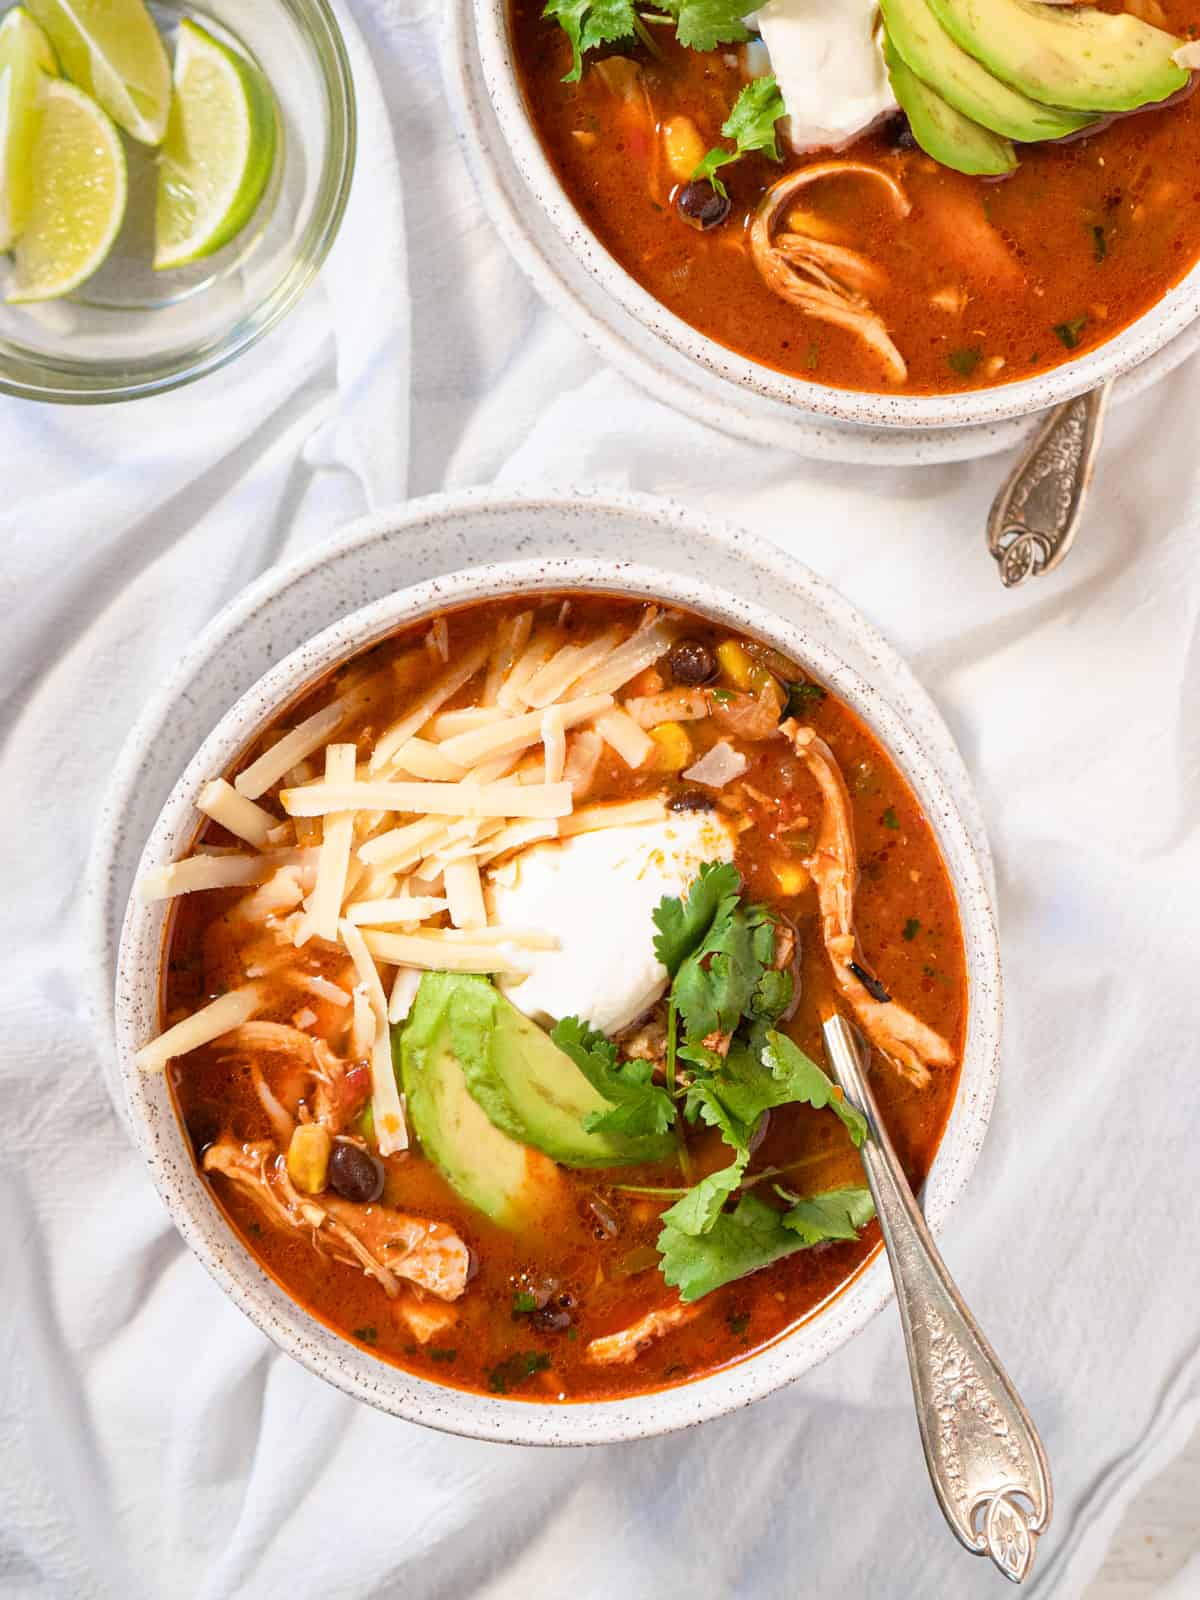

{"left": 0, "top": 7, "right": 59, "bottom": 251}
{"left": 7, "top": 77, "right": 127, "bottom": 304}
{"left": 154, "top": 20, "right": 278, "bottom": 272}
{"left": 24, "top": 0, "right": 170, "bottom": 145}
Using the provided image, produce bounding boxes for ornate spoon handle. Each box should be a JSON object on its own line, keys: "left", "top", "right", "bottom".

{"left": 986, "top": 382, "right": 1111, "bottom": 588}
{"left": 822, "top": 1016, "right": 1052, "bottom": 1584}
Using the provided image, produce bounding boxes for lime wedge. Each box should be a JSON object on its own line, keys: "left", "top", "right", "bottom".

{"left": 25, "top": 0, "right": 169, "bottom": 145}
{"left": 154, "top": 21, "right": 277, "bottom": 272}
{"left": 0, "top": 8, "right": 58, "bottom": 250}
{"left": 7, "top": 78, "right": 126, "bottom": 302}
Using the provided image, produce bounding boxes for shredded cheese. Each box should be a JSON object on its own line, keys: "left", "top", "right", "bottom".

{"left": 437, "top": 693, "right": 614, "bottom": 768}
{"left": 235, "top": 698, "right": 352, "bottom": 800}
{"left": 541, "top": 707, "right": 567, "bottom": 785}
{"left": 624, "top": 688, "right": 710, "bottom": 728}
{"left": 425, "top": 706, "right": 507, "bottom": 740}
{"left": 135, "top": 984, "right": 263, "bottom": 1073}
{"left": 559, "top": 798, "right": 668, "bottom": 837}
{"left": 572, "top": 614, "right": 678, "bottom": 697}
{"left": 196, "top": 779, "right": 277, "bottom": 847}
{"left": 361, "top": 929, "right": 529, "bottom": 974}
{"left": 443, "top": 856, "right": 487, "bottom": 930}
{"left": 339, "top": 918, "right": 409, "bottom": 1154}
{"left": 593, "top": 707, "right": 654, "bottom": 770}
{"left": 368, "top": 642, "right": 489, "bottom": 773}
{"left": 305, "top": 744, "right": 358, "bottom": 942}
{"left": 383, "top": 738, "right": 467, "bottom": 781}
{"left": 388, "top": 965, "right": 423, "bottom": 1024}
{"left": 521, "top": 627, "right": 625, "bottom": 709}
{"left": 476, "top": 819, "right": 560, "bottom": 865}
{"left": 138, "top": 849, "right": 315, "bottom": 901}
{"left": 497, "top": 628, "right": 560, "bottom": 709}
{"left": 563, "top": 730, "right": 603, "bottom": 797}
{"left": 345, "top": 895, "right": 449, "bottom": 926}
{"left": 357, "top": 816, "right": 447, "bottom": 869}
{"left": 482, "top": 611, "right": 533, "bottom": 706}
{"left": 282, "top": 779, "right": 574, "bottom": 821}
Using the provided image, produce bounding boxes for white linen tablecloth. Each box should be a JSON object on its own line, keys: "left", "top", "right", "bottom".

{"left": 2, "top": 1, "right": 1199, "bottom": 1595}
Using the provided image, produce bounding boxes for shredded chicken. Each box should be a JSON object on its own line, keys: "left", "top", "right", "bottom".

{"left": 781, "top": 719, "right": 954, "bottom": 1088}
{"left": 750, "top": 164, "right": 911, "bottom": 384}
{"left": 203, "top": 1139, "right": 470, "bottom": 1301}
{"left": 617, "top": 1005, "right": 669, "bottom": 1068}
{"left": 396, "top": 1294, "right": 461, "bottom": 1345}
{"left": 585, "top": 1300, "right": 702, "bottom": 1365}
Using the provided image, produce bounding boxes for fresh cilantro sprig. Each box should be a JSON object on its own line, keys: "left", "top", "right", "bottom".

{"left": 542, "top": 0, "right": 751, "bottom": 83}
{"left": 692, "top": 76, "right": 787, "bottom": 199}
{"left": 551, "top": 1015, "right": 676, "bottom": 1139}
{"left": 659, "top": 1186, "right": 876, "bottom": 1302}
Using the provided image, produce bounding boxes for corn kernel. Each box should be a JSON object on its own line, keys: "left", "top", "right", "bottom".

{"left": 773, "top": 861, "right": 810, "bottom": 897}
{"left": 716, "top": 638, "right": 755, "bottom": 690}
{"left": 662, "top": 117, "right": 706, "bottom": 183}
{"left": 287, "top": 1123, "right": 331, "bottom": 1195}
{"left": 648, "top": 722, "right": 692, "bottom": 773}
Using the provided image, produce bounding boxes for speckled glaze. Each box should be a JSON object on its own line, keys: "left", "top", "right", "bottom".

{"left": 449, "top": 0, "right": 1200, "bottom": 461}
{"left": 100, "top": 491, "right": 1001, "bottom": 1445}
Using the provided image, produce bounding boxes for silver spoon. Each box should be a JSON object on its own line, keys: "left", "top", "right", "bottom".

{"left": 986, "top": 381, "right": 1111, "bottom": 587}
{"left": 821, "top": 1013, "right": 1052, "bottom": 1584}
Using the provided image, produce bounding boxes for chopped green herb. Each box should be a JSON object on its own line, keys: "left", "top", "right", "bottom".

{"left": 567, "top": 1326, "right": 579, "bottom": 1341}
{"left": 552, "top": 1015, "right": 675, "bottom": 1139}
{"left": 727, "top": 1311, "right": 750, "bottom": 1335}
{"left": 666, "top": 0, "right": 753, "bottom": 49}
{"left": 783, "top": 680, "right": 826, "bottom": 718}
{"left": 882, "top": 806, "right": 900, "bottom": 830}
{"left": 660, "top": 1150, "right": 749, "bottom": 1236}
{"left": 1092, "top": 224, "right": 1107, "bottom": 262}
{"left": 659, "top": 1186, "right": 876, "bottom": 1301}
{"left": 542, "top": 0, "right": 636, "bottom": 82}
{"left": 1054, "top": 316, "right": 1087, "bottom": 350}
{"left": 429, "top": 1347, "right": 458, "bottom": 1363}
{"left": 512, "top": 1291, "right": 538, "bottom": 1315}
{"left": 353, "top": 1326, "right": 378, "bottom": 1346}
{"left": 652, "top": 860, "right": 742, "bottom": 976}
{"left": 760, "top": 1032, "right": 868, "bottom": 1147}
{"left": 903, "top": 917, "right": 921, "bottom": 941}
{"left": 947, "top": 347, "right": 981, "bottom": 377}
{"left": 709, "top": 687, "right": 735, "bottom": 703}
{"left": 488, "top": 1350, "right": 552, "bottom": 1393}
{"left": 692, "top": 75, "right": 786, "bottom": 197}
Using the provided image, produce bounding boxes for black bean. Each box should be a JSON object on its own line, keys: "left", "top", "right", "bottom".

{"left": 676, "top": 181, "right": 730, "bottom": 230}
{"left": 886, "top": 113, "right": 918, "bottom": 152}
{"left": 532, "top": 1305, "right": 574, "bottom": 1333}
{"left": 668, "top": 638, "right": 717, "bottom": 685}
{"left": 328, "top": 1138, "right": 385, "bottom": 1203}
{"left": 668, "top": 790, "right": 716, "bottom": 814}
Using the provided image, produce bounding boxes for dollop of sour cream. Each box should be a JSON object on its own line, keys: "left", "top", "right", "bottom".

{"left": 750, "top": 0, "right": 897, "bottom": 154}
{"left": 487, "top": 809, "right": 737, "bottom": 1037}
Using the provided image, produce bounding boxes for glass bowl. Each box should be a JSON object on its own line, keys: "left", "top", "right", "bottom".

{"left": 0, "top": 0, "right": 355, "bottom": 403}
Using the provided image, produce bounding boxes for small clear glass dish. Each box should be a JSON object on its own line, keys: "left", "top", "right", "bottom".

{"left": 0, "top": 0, "right": 355, "bottom": 403}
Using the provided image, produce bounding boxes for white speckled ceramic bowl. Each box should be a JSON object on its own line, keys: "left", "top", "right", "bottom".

{"left": 458, "top": 0, "right": 1200, "bottom": 445}
{"left": 110, "top": 521, "right": 1000, "bottom": 1446}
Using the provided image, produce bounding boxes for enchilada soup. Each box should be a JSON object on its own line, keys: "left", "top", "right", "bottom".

{"left": 511, "top": 0, "right": 1200, "bottom": 395}
{"left": 141, "top": 594, "right": 966, "bottom": 1401}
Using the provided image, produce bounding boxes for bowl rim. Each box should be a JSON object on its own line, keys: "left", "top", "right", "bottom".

{"left": 113, "top": 553, "right": 1002, "bottom": 1446}
{"left": 469, "top": 0, "right": 1200, "bottom": 433}
{"left": 0, "top": 0, "right": 356, "bottom": 406}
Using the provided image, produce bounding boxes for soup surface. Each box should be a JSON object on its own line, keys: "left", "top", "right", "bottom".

{"left": 147, "top": 594, "right": 967, "bottom": 1401}
{"left": 512, "top": 0, "right": 1200, "bottom": 395}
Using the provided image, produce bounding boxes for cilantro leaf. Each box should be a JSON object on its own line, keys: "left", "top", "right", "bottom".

{"left": 761, "top": 1031, "right": 869, "bottom": 1148}
{"left": 659, "top": 0, "right": 752, "bottom": 51}
{"left": 659, "top": 1187, "right": 876, "bottom": 1299}
{"left": 652, "top": 860, "right": 741, "bottom": 976}
{"left": 781, "top": 1186, "right": 876, "bottom": 1245}
{"left": 692, "top": 77, "right": 786, "bottom": 198}
{"left": 542, "top": 0, "right": 636, "bottom": 82}
{"left": 659, "top": 1150, "right": 749, "bottom": 1236}
{"left": 551, "top": 1016, "right": 675, "bottom": 1139}
{"left": 659, "top": 1184, "right": 875, "bottom": 1301}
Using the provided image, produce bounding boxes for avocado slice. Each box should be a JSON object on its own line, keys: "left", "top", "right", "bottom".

{"left": 925, "top": 0, "right": 1186, "bottom": 113}
{"left": 885, "top": 40, "right": 1018, "bottom": 176}
{"left": 414, "top": 972, "right": 675, "bottom": 1169}
{"left": 399, "top": 974, "right": 567, "bottom": 1230}
{"left": 473, "top": 986, "right": 676, "bottom": 1168}
{"left": 881, "top": 0, "right": 1095, "bottom": 141}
